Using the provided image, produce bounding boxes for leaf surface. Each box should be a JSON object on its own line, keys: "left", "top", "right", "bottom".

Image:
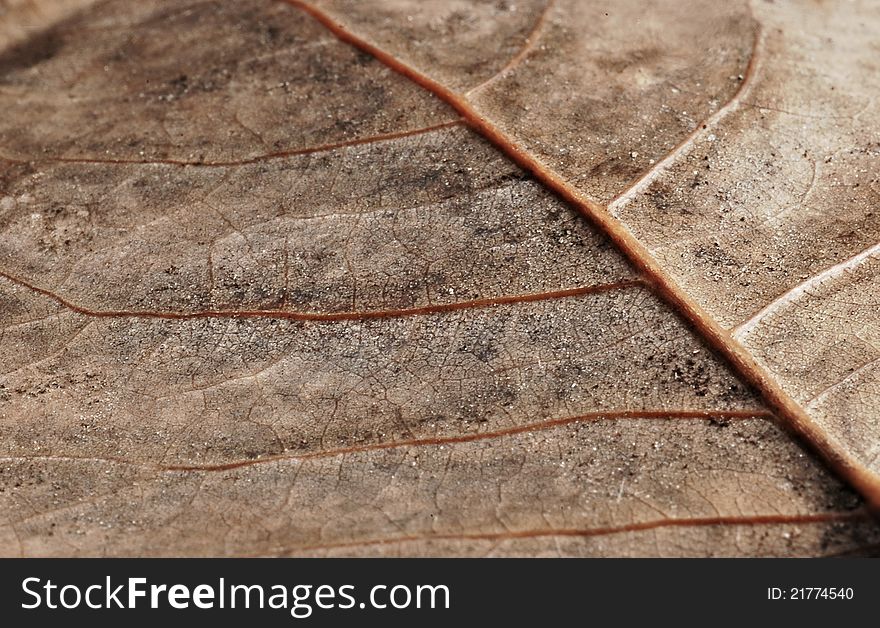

{"left": 0, "top": 0, "right": 878, "bottom": 556}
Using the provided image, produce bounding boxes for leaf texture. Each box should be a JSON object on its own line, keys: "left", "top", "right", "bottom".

{"left": 0, "top": 0, "right": 878, "bottom": 556}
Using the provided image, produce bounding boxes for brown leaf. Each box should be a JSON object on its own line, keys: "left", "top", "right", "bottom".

{"left": 0, "top": 0, "right": 877, "bottom": 556}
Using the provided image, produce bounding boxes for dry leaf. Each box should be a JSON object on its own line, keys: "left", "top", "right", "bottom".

{"left": 0, "top": 0, "right": 878, "bottom": 556}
